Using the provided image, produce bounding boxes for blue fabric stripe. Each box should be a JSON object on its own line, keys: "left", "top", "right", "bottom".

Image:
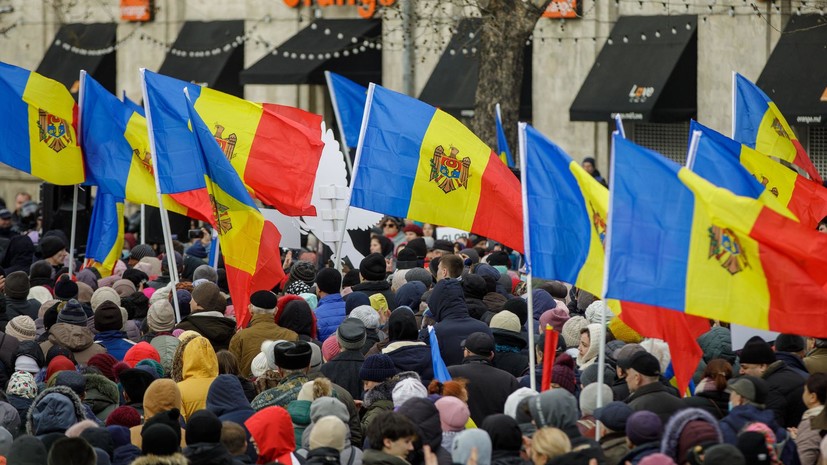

{"left": 350, "top": 85, "right": 435, "bottom": 217}
{"left": 524, "top": 125, "right": 590, "bottom": 282}
{"left": 123, "top": 92, "right": 145, "bottom": 117}
{"left": 690, "top": 120, "right": 765, "bottom": 200}
{"left": 733, "top": 73, "right": 770, "bottom": 149}
{"left": 85, "top": 192, "right": 123, "bottom": 264}
{"left": 328, "top": 72, "right": 366, "bottom": 149}
{"left": 0, "top": 62, "right": 33, "bottom": 174}
{"left": 496, "top": 109, "right": 514, "bottom": 168}
{"left": 606, "top": 136, "right": 693, "bottom": 311}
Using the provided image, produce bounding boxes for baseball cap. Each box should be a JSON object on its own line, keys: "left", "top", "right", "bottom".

{"left": 727, "top": 375, "right": 767, "bottom": 406}
{"left": 462, "top": 332, "right": 494, "bottom": 357}
{"left": 627, "top": 351, "right": 661, "bottom": 377}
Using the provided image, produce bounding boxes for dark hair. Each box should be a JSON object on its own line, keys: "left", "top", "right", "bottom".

{"left": 703, "top": 359, "right": 733, "bottom": 391}
{"left": 221, "top": 421, "right": 247, "bottom": 455}
{"left": 807, "top": 373, "right": 827, "bottom": 405}
{"left": 439, "top": 254, "right": 464, "bottom": 278}
{"left": 819, "top": 216, "right": 827, "bottom": 230}
{"left": 216, "top": 350, "right": 240, "bottom": 375}
{"left": 48, "top": 437, "right": 96, "bottom": 465}
{"left": 365, "top": 411, "right": 418, "bottom": 451}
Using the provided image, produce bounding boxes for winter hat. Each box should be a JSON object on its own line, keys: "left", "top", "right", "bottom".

{"left": 309, "top": 397, "right": 349, "bottom": 424}
{"left": 405, "top": 267, "right": 433, "bottom": 289}
{"left": 359, "top": 354, "right": 397, "bottom": 382}
{"left": 703, "top": 444, "right": 746, "bottom": 465}
{"left": 119, "top": 368, "right": 156, "bottom": 404}
{"left": 87, "top": 354, "right": 118, "bottom": 381}
{"left": 274, "top": 341, "right": 313, "bottom": 370}
{"left": 626, "top": 411, "right": 662, "bottom": 446}
{"left": 585, "top": 300, "right": 614, "bottom": 325}
{"left": 561, "top": 316, "right": 588, "bottom": 348}
{"left": 7, "top": 371, "right": 37, "bottom": 399}
{"left": 54, "top": 370, "right": 86, "bottom": 398}
{"left": 185, "top": 242, "right": 207, "bottom": 259}
{"left": 250, "top": 353, "right": 268, "bottom": 377}
{"left": 141, "top": 423, "right": 180, "bottom": 456}
{"left": 57, "top": 299, "right": 88, "bottom": 326}
{"left": 28, "top": 286, "right": 53, "bottom": 304}
{"left": 46, "top": 355, "right": 75, "bottom": 381}
{"left": 435, "top": 396, "right": 470, "bottom": 432}
{"left": 94, "top": 301, "right": 123, "bottom": 332}
{"left": 250, "top": 290, "right": 277, "bottom": 311}
{"left": 309, "top": 343, "right": 323, "bottom": 371}
{"left": 147, "top": 300, "right": 175, "bottom": 332}
{"left": 503, "top": 388, "right": 537, "bottom": 419}
{"left": 639, "top": 454, "right": 678, "bottom": 465}
{"left": 345, "top": 292, "right": 371, "bottom": 315}
{"left": 349, "top": 305, "right": 380, "bottom": 329}
{"left": 539, "top": 308, "right": 569, "bottom": 333}
{"left": 579, "top": 382, "right": 613, "bottom": 416}
{"left": 91, "top": 287, "right": 121, "bottom": 312}
{"left": 112, "top": 279, "right": 136, "bottom": 298}
{"left": 322, "top": 335, "right": 341, "bottom": 362}
{"left": 640, "top": 338, "right": 672, "bottom": 373}
{"left": 5, "top": 271, "right": 30, "bottom": 299}
{"left": 726, "top": 375, "right": 768, "bottom": 406}
{"left": 76, "top": 282, "right": 94, "bottom": 304}
{"left": 315, "top": 268, "right": 342, "bottom": 295}
{"left": 53, "top": 275, "right": 79, "bottom": 301}
{"left": 123, "top": 342, "right": 161, "bottom": 368}
{"left": 774, "top": 333, "right": 806, "bottom": 353}
{"left": 608, "top": 317, "right": 643, "bottom": 344}
{"left": 739, "top": 336, "right": 776, "bottom": 365}
{"left": 129, "top": 244, "right": 155, "bottom": 262}
{"left": 309, "top": 415, "right": 348, "bottom": 451}
{"left": 392, "top": 377, "right": 428, "bottom": 407}
{"left": 186, "top": 410, "right": 223, "bottom": 445}
{"left": 6, "top": 315, "right": 36, "bottom": 341}
{"left": 359, "top": 253, "right": 386, "bottom": 281}
{"left": 490, "top": 311, "right": 521, "bottom": 333}
{"left": 289, "top": 260, "right": 317, "bottom": 285}
{"left": 64, "top": 419, "right": 98, "bottom": 438}
{"left": 502, "top": 298, "right": 529, "bottom": 328}
{"left": 451, "top": 430, "right": 492, "bottom": 465}
{"left": 580, "top": 362, "right": 616, "bottom": 387}
{"left": 677, "top": 420, "right": 722, "bottom": 462}
{"left": 551, "top": 353, "right": 577, "bottom": 394}
{"left": 137, "top": 359, "right": 165, "bottom": 379}
{"left": 105, "top": 405, "right": 141, "bottom": 428}
{"left": 593, "top": 401, "right": 633, "bottom": 432}
{"left": 396, "top": 247, "right": 418, "bottom": 270}
{"left": 0, "top": 426, "right": 11, "bottom": 458}
{"left": 193, "top": 264, "right": 218, "bottom": 283}
{"left": 284, "top": 280, "right": 311, "bottom": 296}
{"left": 7, "top": 435, "right": 48, "bottom": 465}
{"left": 336, "top": 318, "right": 366, "bottom": 351}
{"left": 191, "top": 282, "right": 226, "bottom": 313}
{"left": 14, "top": 355, "right": 40, "bottom": 374}
{"left": 660, "top": 408, "right": 723, "bottom": 463}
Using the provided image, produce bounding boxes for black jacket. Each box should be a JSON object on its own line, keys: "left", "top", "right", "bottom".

{"left": 626, "top": 381, "right": 683, "bottom": 424}
{"left": 175, "top": 313, "right": 236, "bottom": 351}
{"left": 491, "top": 330, "right": 528, "bottom": 378}
{"left": 447, "top": 355, "right": 519, "bottom": 425}
{"left": 305, "top": 447, "right": 341, "bottom": 465}
{"left": 386, "top": 344, "right": 434, "bottom": 386}
{"left": 426, "top": 279, "right": 492, "bottom": 367}
{"left": 5, "top": 297, "right": 39, "bottom": 322}
{"left": 618, "top": 441, "right": 660, "bottom": 465}
{"left": 320, "top": 349, "right": 366, "bottom": 401}
{"left": 184, "top": 442, "right": 236, "bottom": 465}
{"left": 763, "top": 359, "right": 807, "bottom": 427}
{"left": 351, "top": 281, "right": 397, "bottom": 310}
{"left": 681, "top": 389, "right": 729, "bottom": 420}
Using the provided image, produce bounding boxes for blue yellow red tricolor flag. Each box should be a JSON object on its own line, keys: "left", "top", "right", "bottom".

{"left": 84, "top": 192, "right": 125, "bottom": 277}
{"left": 495, "top": 103, "right": 514, "bottom": 168}
{"left": 733, "top": 73, "right": 823, "bottom": 184}
{"left": 689, "top": 120, "right": 827, "bottom": 228}
{"left": 325, "top": 71, "right": 367, "bottom": 150}
{"left": 351, "top": 84, "right": 523, "bottom": 252}
{"left": 520, "top": 123, "right": 705, "bottom": 394}
{"left": 0, "top": 62, "right": 84, "bottom": 184}
{"left": 141, "top": 70, "right": 324, "bottom": 218}
{"left": 606, "top": 134, "right": 827, "bottom": 335}
{"left": 184, "top": 90, "right": 285, "bottom": 329}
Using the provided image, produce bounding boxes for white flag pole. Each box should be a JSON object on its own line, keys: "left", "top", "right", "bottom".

{"left": 325, "top": 71, "right": 354, "bottom": 176}
{"left": 518, "top": 122, "right": 537, "bottom": 392}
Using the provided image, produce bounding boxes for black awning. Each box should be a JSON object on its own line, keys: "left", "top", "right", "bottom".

{"left": 757, "top": 14, "right": 827, "bottom": 125}
{"left": 240, "top": 19, "right": 381, "bottom": 86}
{"left": 570, "top": 15, "right": 697, "bottom": 122}
{"left": 418, "top": 18, "right": 532, "bottom": 120}
{"left": 157, "top": 20, "right": 245, "bottom": 97}
{"left": 36, "top": 23, "right": 117, "bottom": 95}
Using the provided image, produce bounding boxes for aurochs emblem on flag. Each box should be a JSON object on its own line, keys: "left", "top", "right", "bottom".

{"left": 210, "top": 194, "right": 233, "bottom": 235}
{"left": 213, "top": 125, "right": 237, "bottom": 162}
{"left": 708, "top": 225, "right": 750, "bottom": 275}
{"left": 430, "top": 145, "right": 471, "bottom": 194}
{"left": 38, "top": 109, "right": 73, "bottom": 153}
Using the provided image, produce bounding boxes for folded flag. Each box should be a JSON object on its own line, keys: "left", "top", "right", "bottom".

{"left": 141, "top": 70, "right": 325, "bottom": 218}
{"left": 733, "top": 73, "right": 822, "bottom": 184}
{"left": 184, "top": 90, "right": 286, "bottom": 329}
{"left": 325, "top": 71, "right": 367, "bottom": 150}
{"left": 429, "top": 326, "right": 452, "bottom": 382}
{"left": 0, "top": 62, "right": 84, "bottom": 184}
{"left": 351, "top": 84, "right": 523, "bottom": 251}
{"left": 83, "top": 192, "right": 125, "bottom": 277}
{"left": 606, "top": 134, "right": 827, "bottom": 335}
{"left": 496, "top": 103, "right": 514, "bottom": 168}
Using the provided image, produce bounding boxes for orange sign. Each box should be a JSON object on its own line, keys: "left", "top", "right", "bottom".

{"left": 542, "top": 0, "right": 581, "bottom": 19}
{"left": 121, "top": 0, "right": 152, "bottom": 22}
{"left": 283, "top": 0, "right": 396, "bottom": 19}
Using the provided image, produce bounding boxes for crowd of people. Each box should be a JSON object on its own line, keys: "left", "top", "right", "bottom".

{"left": 0, "top": 194, "right": 824, "bottom": 465}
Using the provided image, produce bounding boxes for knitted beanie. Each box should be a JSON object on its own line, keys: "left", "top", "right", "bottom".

{"left": 309, "top": 416, "right": 348, "bottom": 452}
{"left": 27, "top": 286, "right": 53, "bottom": 305}
{"left": 46, "top": 355, "right": 76, "bottom": 382}
{"left": 561, "top": 316, "right": 589, "bottom": 348}
{"left": 322, "top": 335, "right": 341, "bottom": 362}
{"left": 359, "top": 253, "right": 386, "bottom": 281}
{"left": 608, "top": 317, "right": 643, "bottom": 344}
{"left": 87, "top": 354, "right": 118, "bottom": 381}
{"left": 113, "top": 279, "right": 136, "bottom": 298}
{"left": 129, "top": 244, "right": 155, "bottom": 262}
{"left": 359, "top": 354, "right": 397, "bottom": 382}
{"left": 5, "top": 271, "right": 29, "bottom": 300}
{"left": 551, "top": 353, "right": 577, "bottom": 394}
{"left": 349, "top": 305, "right": 380, "bottom": 329}
{"left": 315, "top": 268, "right": 342, "bottom": 295}
{"left": 57, "top": 299, "right": 88, "bottom": 326}
{"left": 105, "top": 406, "right": 141, "bottom": 428}
{"left": 53, "top": 275, "right": 78, "bottom": 301}
{"left": 76, "top": 282, "right": 94, "bottom": 304}
{"left": 539, "top": 308, "right": 570, "bottom": 333}
{"left": 435, "top": 396, "right": 470, "bottom": 432}
{"left": 585, "top": 300, "right": 614, "bottom": 325}
{"left": 190, "top": 282, "right": 226, "bottom": 313}
{"left": 123, "top": 342, "right": 161, "bottom": 368}
{"left": 392, "top": 378, "right": 428, "bottom": 407}
{"left": 290, "top": 261, "right": 317, "bottom": 285}
{"left": 91, "top": 287, "right": 121, "bottom": 312}
{"left": 94, "top": 301, "right": 124, "bottom": 332}
{"left": 489, "top": 311, "right": 521, "bottom": 333}
{"left": 147, "top": 300, "right": 175, "bottom": 333}
{"left": 6, "top": 315, "right": 36, "bottom": 341}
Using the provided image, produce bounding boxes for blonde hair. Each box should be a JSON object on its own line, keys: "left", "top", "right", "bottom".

{"left": 532, "top": 427, "right": 571, "bottom": 460}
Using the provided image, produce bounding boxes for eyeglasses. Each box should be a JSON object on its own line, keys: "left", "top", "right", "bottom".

{"left": 383, "top": 223, "right": 397, "bottom": 228}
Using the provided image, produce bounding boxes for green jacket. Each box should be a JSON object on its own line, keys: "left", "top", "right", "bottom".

{"left": 251, "top": 373, "right": 308, "bottom": 411}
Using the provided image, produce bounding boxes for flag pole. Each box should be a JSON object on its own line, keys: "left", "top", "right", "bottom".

{"left": 685, "top": 130, "right": 703, "bottom": 170}
{"left": 140, "top": 68, "right": 181, "bottom": 323}
{"left": 69, "top": 69, "right": 89, "bottom": 278}
{"left": 518, "top": 122, "right": 537, "bottom": 391}
{"left": 140, "top": 204, "right": 146, "bottom": 244}
{"left": 731, "top": 71, "right": 737, "bottom": 138}
{"left": 334, "top": 83, "right": 376, "bottom": 275}
{"left": 614, "top": 114, "right": 626, "bottom": 139}
{"left": 325, "top": 71, "right": 354, "bottom": 177}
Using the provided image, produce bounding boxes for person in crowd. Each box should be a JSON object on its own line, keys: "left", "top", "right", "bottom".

{"left": 304, "top": 416, "right": 350, "bottom": 465}
{"left": 618, "top": 411, "right": 662, "bottom": 465}
{"left": 624, "top": 351, "right": 683, "bottom": 423}
{"left": 245, "top": 406, "right": 301, "bottom": 465}
{"left": 352, "top": 253, "right": 396, "bottom": 308}
{"left": 363, "top": 411, "right": 418, "bottom": 465}
{"left": 5, "top": 271, "right": 41, "bottom": 321}
{"left": 360, "top": 354, "right": 400, "bottom": 433}
{"left": 480, "top": 414, "right": 526, "bottom": 465}
{"left": 251, "top": 341, "right": 313, "bottom": 410}
{"left": 177, "top": 335, "right": 219, "bottom": 421}
{"left": 529, "top": 427, "right": 571, "bottom": 465}
{"left": 739, "top": 336, "right": 807, "bottom": 427}
{"left": 593, "top": 401, "right": 633, "bottom": 464}
{"left": 429, "top": 269, "right": 492, "bottom": 367}
{"left": 529, "top": 389, "right": 605, "bottom": 462}
{"left": 321, "top": 318, "right": 367, "bottom": 400}
{"left": 398, "top": 397, "right": 451, "bottom": 465}
{"left": 659, "top": 408, "right": 722, "bottom": 464}
{"left": 93, "top": 301, "right": 136, "bottom": 361}
{"left": 576, "top": 324, "right": 604, "bottom": 371}
{"left": 793, "top": 372, "right": 827, "bottom": 465}
{"left": 220, "top": 421, "right": 251, "bottom": 464}
{"left": 774, "top": 333, "right": 810, "bottom": 378}
{"left": 382, "top": 307, "right": 433, "bottom": 384}
{"left": 681, "top": 359, "right": 732, "bottom": 419}
{"left": 183, "top": 410, "right": 236, "bottom": 465}
{"left": 315, "top": 268, "right": 347, "bottom": 342}
{"left": 229, "top": 290, "right": 298, "bottom": 378}
{"left": 175, "top": 282, "right": 235, "bottom": 351}
{"left": 489, "top": 311, "right": 528, "bottom": 378}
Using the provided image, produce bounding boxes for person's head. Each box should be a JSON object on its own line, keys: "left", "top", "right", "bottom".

{"left": 738, "top": 337, "right": 776, "bottom": 377}
{"left": 366, "top": 411, "right": 418, "bottom": 459}
{"left": 0, "top": 209, "right": 11, "bottom": 229}
{"left": 818, "top": 216, "right": 827, "bottom": 233}
{"left": 190, "top": 282, "right": 226, "bottom": 314}
{"left": 578, "top": 327, "right": 591, "bottom": 358}
{"left": 274, "top": 341, "right": 312, "bottom": 376}
{"left": 381, "top": 217, "right": 399, "bottom": 236}
{"left": 804, "top": 373, "right": 827, "bottom": 409}
{"left": 249, "top": 290, "right": 277, "bottom": 315}
{"left": 315, "top": 268, "right": 342, "bottom": 297}
{"left": 40, "top": 236, "right": 68, "bottom": 266}
{"left": 702, "top": 359, "right": 733, "bottom": 392}
{"left": 403, "top": 224, "right": 423, "bottom": 242}
{"left": 625, "top": 351, "right": 661, "bottom": 393}
{"left": 582, "top": 157, "right": 596, "bottom": 174}
{"left": 359, "top": 354, "right": 397, "bottom": 391}
{"left": 530, "top": 427, "right": 571, "bottom": 465}
{"left": 221, "top": 421, "right": 247, "bottom": 456}
{"left": 15, "top": 192, "right": 31, "bottom": 211}
{"left": 431, "top": 240, "right": 454, "bottom": 258}
{"left": 727, "top": 375, "right": 768, "bottom": 409}
{"left": 436, "top": 254, "right": 463, "bottom": 281}
{"left": 47, "top": 437, "right": 96, "bottom": 465}
{"left": 216, "top": 350, "right": 240, "bottom": 375}
{"left": 463, "top": 332, "right": 495, "bottom": 361}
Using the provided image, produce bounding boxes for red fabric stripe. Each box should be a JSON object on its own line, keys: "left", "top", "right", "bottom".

{"left": 470, "top": 151, "right": 524, "bottom": 252}
{"left": 170, "top": 189, "right": 212, "bottom": 224}
{"left": 789, "top": 175, "right": 827, "bottom": 229}
{"left": 249, "top": 104, "right": 325, "bottom": 216}
{"left": 793, "top": 140, "right": 823, "bottom": 184}
{"left": 618, "top": 301, "right": 707, "bottom": 396}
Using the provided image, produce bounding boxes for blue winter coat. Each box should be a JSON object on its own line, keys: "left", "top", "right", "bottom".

{"left": 386, "top": 344, "right": 434, "bottom": 385}
{"left": 427, "top": 279, "right": 492, "bottom": 367}
{"left": 720, "top": 404, "right": 799, "bottom": 465}
{"left": 94, "top": 331, "right": 135, "bottom": 361}
{"left": 315, "top": 294, "right": 347, "bottom": 342}
{"left": 206, "top": 374, "right": 257, "bottom": 461}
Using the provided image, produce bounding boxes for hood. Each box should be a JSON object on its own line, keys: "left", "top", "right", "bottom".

{"left": 245, "top": 406, "right": 295, "bottom": 464}
{"left": 660, "top": 408, "right": 722, "bottom": 460}
{"left": 206, "top": 374, "right": 253, "bottom": 417}
{"left": 492, "top": 329, "right": 527, "bottom": 350}
{"left": 428, "top": 279, "right": 469, "bottom": 322}
{"left": 143, "top": 379, "right": 183, "bottom": 420}
{"left": 482, "top": 293, "right": 507, "bottom": 312}
{"left": 131, "top": 453, "right": 189, "bottom": 465}
{"left": 576, "top": 324, "right": 603, "bottom": 368}
{"left": 49, "top": 323, "right": 96, "bottom": 351}
{"left": 150, "top": 335, "right": 180, "bottom": 376}
{"left": 396, "top": 281, "right": 426, "bottom": 310}
{"left": 726, "top": 404, "right": 777, "bottom": 428}
{"left": 462, "top": 275, "right": 487, "bottom": 300}
{"left": 531, "top": 290, "right": 556, "bottom": 321}
{"left": 481, "top": 414, "right": 523, "bottom": 453}
{"left": 363, "top": 378, "right": 396, "bottom": 408}
{"left": 697, "top": 326, "right": 735, "bottom": 363}
{"left": 181, "top": 336, "right": 219, "bottom": 380}
{"left": 27, "top": 385, "right": 86, "bottom": 436}
{"left": 287, "top": 399, "right": 311, "bottom": 427}
{"left": 84, "top": 373, "right": 120, "bottom": 405}
{"left": 397, "top": 397, "right": 442, "bottom": 450}
{"left": 184, "top": 442, "right": 234, "bottom": 464}
{"left": 387, "top": 307, "right": 419, "bottom": 342}
{"left": 528, "top": 388, "right": 578, "bottom": 429}
{"left": 16, "top": 340, "right": 46, "bottom": 367}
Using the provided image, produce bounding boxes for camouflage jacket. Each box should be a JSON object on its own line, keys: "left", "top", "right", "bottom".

{"left": 251, "top": 372, "right": 308, "bottom": 411}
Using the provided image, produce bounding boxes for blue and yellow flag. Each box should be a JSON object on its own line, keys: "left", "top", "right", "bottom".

{"left": 0, "top": 62, "right": 84, "bottom": 184}
{"left": 495, "top": 104, "right": 514, "bottom": 168}
{"left": 122, "top": 91, "right": 145, "bottom": 117}
{"left": 84, "top": 192, "right": 125, "bottom": 277}
{"left": 325, "top": 71, "right": 367, "bottom": 149}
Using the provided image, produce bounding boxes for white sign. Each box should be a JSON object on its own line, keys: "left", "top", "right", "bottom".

{"left": 731, "top": 324, "right": 780, "bottom": 351}
{"left": 436, "top": 227, "right": 469, "bottom": 242}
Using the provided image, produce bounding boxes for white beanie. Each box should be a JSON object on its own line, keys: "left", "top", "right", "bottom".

{"left": 585, "top": 300, "right": 614, "bottom": 325}
{"left": 251, "top": 353, "right": 269, "bottom": 378}
{"left": 392, "top": 378, "right": 428, "bottom": 407}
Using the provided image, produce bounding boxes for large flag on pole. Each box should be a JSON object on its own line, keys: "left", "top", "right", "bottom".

{"left": 325, "top": 71, "right": 367, "bottom": 150}
{"left": 84, "top": 192, "right": 125, "bottom": 277}
{"left": 351, "top": 84, "right": 523, "bottom": 252}
{"left": 495, "top": 103, "right": 514, "bottom": 168}
{"left": 606, "top": 134, "right": 827, "bottom": 335}
{"left": 733, "top": 73, "right": 823, "bottom": 184}
{"left": 0, "top": 62, "right": 85, "bottom": 184}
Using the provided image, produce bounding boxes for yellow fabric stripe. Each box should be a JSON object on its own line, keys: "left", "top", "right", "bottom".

{"left": 568, "top": 160, "right": 609, "bottom": 297}
{"left": 755, "top": 102, "right": 799, "bottom": 164}
{"left": 738, "top": 147, "right": 799, "bottom": 220}
{"left": 205, "top": 178, "right": 263, "bottom": 275}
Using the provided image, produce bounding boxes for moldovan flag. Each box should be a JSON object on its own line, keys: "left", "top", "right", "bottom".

{"left": 351, "top": 84, "right": 523, "bottom": 252}
{"left": 325, "top": 71, "right": 367, "bottom": 149}
{"left": 496, "top": 104, "right": 514, "bottom": 168}
{"left": 606, "top": 134, "right": 827, "bottom": 335}
{"left": 733, "top": 73, "right": 823, "bottom": 184}
{"left": 690, "top": 120, "right": 827, "bottom": 228}
{"left": 521, "top": 123, "right": 705, "bottom": 394}
{"left": 0, "top": 62, "right": 84, "bottom": 184}
{"left": 185, "top": 91, "right": 285, "bottom": 329}
{"left": 141, "top": 70, "right": 324, "bottom": 218}
{"left": 84, "top": 192, "right": 125, "bottom": 277}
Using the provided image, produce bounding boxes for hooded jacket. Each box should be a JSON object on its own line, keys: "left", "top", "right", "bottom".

{"left": 245, "top": 406, "right": 297, "bottom": 465}
{"left": 95, "top": 330, "right": 136, "bottom": 361}
{"left": 447, "top": 355, "right": 519, "bottom": 425}
{"left": 151, "top": 334, "right": 180, "bottom": 377}
{"left": 396, "top": 282, "right": 426, "bottom": 311}
{"left": 381, "top": 308, "right": 434, "bottom": 385}
{"left": 491, "top": 329, "right": 528, "bottom": 378}
{"left": 316, "top": 294, "right": 347, "bottom": 342}
{"left": 762, "top": 359, "right": 807, "bottom": 427}
{"left": 129, "top": 379, "right": 185, "bottom": 448}
{"left": 361, "top": 377, "right": 396, "bottom": 434}
{"left": 26, "top": 385, "right": 86, "bottom": 436}
{"left": 719, "top": 403, "right": 785, "bottom": 445}
{"left": 481, "top": 415, "right": 529, "bottom": 465}
{"left": 84, "top": 373, "right": 120, "bottom": 422}
{"left": 626, "top": 381, "right": 683, "bottom": 424}
{"left": 175, "top": 311, "right": 236, "bottom": 351}
{"left": 184, "top": 442, "right": 236, "bottom": 465}
{"left": 206, "top": 374, "right": 257, "bottom": 459}
{"left": 0, "top": 331, "right": 19, "bottom": 376}
{"left": 40, "top": 322, "right": 106, "bottom": 364}
{"left": 177, "top": 336, "right": 219, "bottom": 421}
{"left": 575, "top": 324, "right": 603, "bottom": 370}
{"left": 428, "top": 279, "right": 491, "bottom": 367}
{"left": 529, "top": 389, "right": 606, "bottom": 464}
{"left": 397, "top": 397, "right": 451, "bottom": 465}
{"left": 229, "top": 313, "right": 298, "bottom": 378}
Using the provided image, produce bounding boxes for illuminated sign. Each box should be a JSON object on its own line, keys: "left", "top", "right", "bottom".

{"left": 542, "top": 0, "right": 581, "bottom": 19}
{"left": 283, "top": 0, "right": 396, "bottom": 19}
{"left": 121, "top": 0, "right": 152, "bottom": 22}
